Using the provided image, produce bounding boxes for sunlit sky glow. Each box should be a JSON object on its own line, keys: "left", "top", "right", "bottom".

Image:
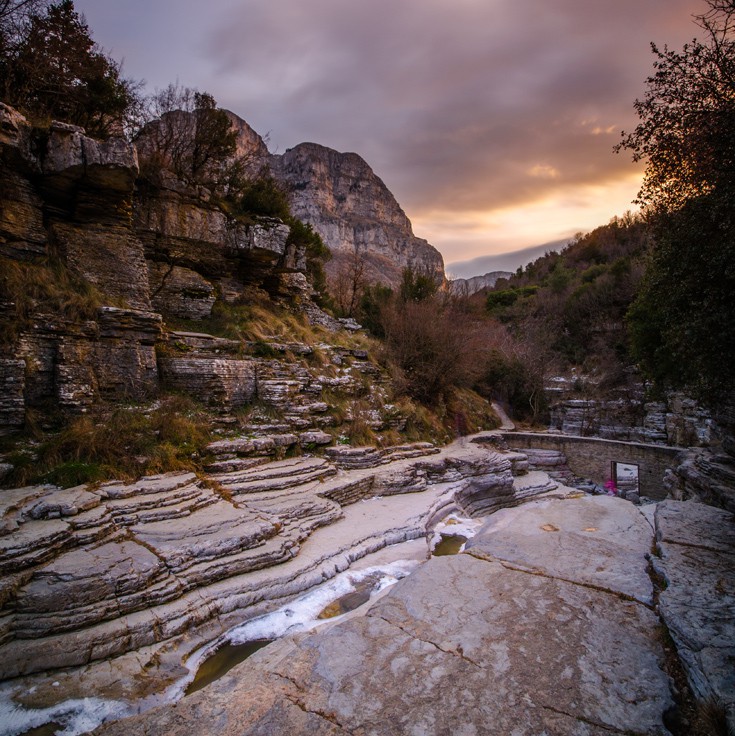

{"left": 75, "top": 0, "right": 703, "bottom": 273}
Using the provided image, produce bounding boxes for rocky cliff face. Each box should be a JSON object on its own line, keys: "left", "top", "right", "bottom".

{"left": 0, "top": 103, "right": 326, "bottom": 436}
{"left": 270, "top": 142, "right": 445, "bottom": 287}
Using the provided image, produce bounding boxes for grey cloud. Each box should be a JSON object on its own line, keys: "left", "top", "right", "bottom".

{"left": 79, "top": 0, "right": 704, "bottom": 227}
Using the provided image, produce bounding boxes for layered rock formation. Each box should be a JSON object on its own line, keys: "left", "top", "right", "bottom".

{"left": 0, "top": 438, "right": 544, "bottom": 691}
{"left": 0, "top": 103, "right": 356, "bottom": 437}
{"left": 0, "top": 103, "right": 451, "bottom": 440}
{"left": 547, "top": 378, "right": 718, "bottom": 449}
{"left": 652, "top": 501, "right": 735, "bottom": 722}
{"left": 270, "top": 142, "right": 445, "bottom": 287}
{"left": 94, "top": 493, "right": 735, "bottom": 736}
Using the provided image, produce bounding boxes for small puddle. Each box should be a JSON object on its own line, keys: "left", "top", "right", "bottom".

{"left": 185, "top": 640, "right": 272, "bottom": 696}
{"left": 184, "top": 571, "right": 396, "bottom": 696}
{"left": 19, "top": 724, "right": 62, "bottom": 736}
{"left": 432, "top": 534, "right": 468, "bottom": 556}
{"left": 317, "top": 574, "right": 382, "bottom": 619}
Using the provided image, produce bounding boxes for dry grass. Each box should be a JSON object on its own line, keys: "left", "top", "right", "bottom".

{"left": 5, "top": 395, "right": 212, "bottom": 487}
{"left": 445, "top": 388, "right": 501, "bottom": 436}
{"left": 695, "top": 698, "right": 732, "bottom": 736}
{"left": 342, "top": 400, "right": 378, "bottom": 446}
{"left": 0, "top": 257, "right": 105, "bottom": 345}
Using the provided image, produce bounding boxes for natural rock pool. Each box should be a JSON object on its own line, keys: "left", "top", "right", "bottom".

{"left": 185, "top": 641, "right": 272, "bottom": 696}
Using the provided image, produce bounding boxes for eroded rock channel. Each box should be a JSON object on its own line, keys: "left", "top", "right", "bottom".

{"left": 0, "top": 436, "right": 733, "bottom": 735}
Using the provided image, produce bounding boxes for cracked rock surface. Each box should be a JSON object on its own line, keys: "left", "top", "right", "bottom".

{"left": 465, "top": 494, "right": 655, "bottom": 604}
{"left": 96, "top": 495, "right": 674, "bottom": 736}
{"left": 653, "top": 500, "right": 735, "bottom": 727}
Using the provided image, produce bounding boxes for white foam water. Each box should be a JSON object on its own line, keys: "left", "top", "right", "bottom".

{"left": 0, "top": 693, "right": 134, "bottom": 736}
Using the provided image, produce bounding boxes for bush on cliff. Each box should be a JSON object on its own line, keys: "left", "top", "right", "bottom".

{"left": 0, "top": 256, "right": 105, "bottom": 346}
{"left": 5, "top": 395, "right": 212, "bottom": 487}
{"left": 137, "top": 84, "right": 240, "bottom": 188}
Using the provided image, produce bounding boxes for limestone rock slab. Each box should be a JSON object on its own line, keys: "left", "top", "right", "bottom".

{"left": 148, "top": 262, "right": 215, "bottom": 320}
{"left": 52, "top": 222, "right": 151, "bottom": 310}
{"left": 97, "top": 554, "right": 672, "bottom": 736}
{"left": 466, "top": 495, "right": 654, "bottom": 603}
{"left": 130, "top": 500, "right": 279, "bottom": 576}
{"left": 0, "top": 358, "right": 26, "bottom": 434}
{"left": 14, "top": 538, "right": 182, "bottom": 636}
{"left": 653, "top": 500, "right": 735, "bottom": 724}
{"left": 159, "top": 356, "right": 256, "bottom": 409}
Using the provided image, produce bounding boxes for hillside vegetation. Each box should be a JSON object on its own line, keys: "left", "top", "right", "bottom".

{"left": 483, "top": 214, "right": 649, "bottom": 390}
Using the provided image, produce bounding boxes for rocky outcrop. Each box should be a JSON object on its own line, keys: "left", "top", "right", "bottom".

{"left": 652, "top": 500, "right": 735, "bottom": 728}
{"left": 270, "top": 142, "right": 444, "bottom": 287}
{"left": 0, "top": 103, "right": 454, "bottom": 436}
{"left": 0, "top": 104, "right": 46, "bottom": 260}
{"left": 665, "top": 447, "right": 735, "bottom": 512}
{"left": 548, "top": 382, "right": 719, "bottom": 449}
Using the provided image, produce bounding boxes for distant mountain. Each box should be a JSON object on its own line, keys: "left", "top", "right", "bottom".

{"left": 448, "top": 271, "right": 513, "bottom": 295}
{"left": 446, "top": 239, "right": 571, "bottom": 279}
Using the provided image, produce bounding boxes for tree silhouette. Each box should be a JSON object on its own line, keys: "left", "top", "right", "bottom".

{"left": 0, "top": 0, "right": 136, "bottom": 137}
{"left": 619, "top": 0, "right": 735, "bottom": 402}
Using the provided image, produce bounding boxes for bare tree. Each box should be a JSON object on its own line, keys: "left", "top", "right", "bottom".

{"left": 380, "top": 297, "right": 488, "bottom": 405}
{"left": 135, "top": 83, "right": 246, "bottom": 191}
{"left": 0, "top": 0, "right": 47, "bottom": 42}
{"left": 329, "top": 246, "right": 368, "bottom": 317}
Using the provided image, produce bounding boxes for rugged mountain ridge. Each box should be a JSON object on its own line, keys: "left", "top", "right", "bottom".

{"left": 449, "top": 270, "right": 513, "bottom": 295}
{"left": 0, "top": 103, "right": 450, "bottom": 440}
{"left": 270, "top": 141, "right": 445, "bottom": 287}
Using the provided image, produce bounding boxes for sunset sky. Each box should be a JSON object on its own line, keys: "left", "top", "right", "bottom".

{"left": 75, "top": 0, "right": 704, "bottom": 275}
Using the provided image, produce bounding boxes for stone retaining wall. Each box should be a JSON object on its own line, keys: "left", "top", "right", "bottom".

{"left": 502, "top": 432, "right": 682, "bottom": 500}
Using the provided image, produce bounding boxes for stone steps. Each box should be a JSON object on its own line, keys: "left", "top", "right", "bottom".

{"left": 209, "top": 456, "right": 337, "bottom": 495}
{"left": 316, "top": 475, "right": 377, "bottom": 506}
{"left": 105, "top": 482, "right": 216, "bottom": 525}
{"left": 512, "top": 470, "right": 559, "bottom": 498}
{"left": 325, "top": 442, "right": 439, "bottom": 470}
{"left": 203, "top": 457, "right": 269, "bottom": 474}
{"left": 205, "top": 434, "right": 299, "bottom": 458}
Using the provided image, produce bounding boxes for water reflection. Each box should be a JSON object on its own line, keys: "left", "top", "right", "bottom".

{"left": 185, "top": 640, "right": 272, "bottom": 696}
{"left": 432, "top": 534, "right": 468, "bottom": 556}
